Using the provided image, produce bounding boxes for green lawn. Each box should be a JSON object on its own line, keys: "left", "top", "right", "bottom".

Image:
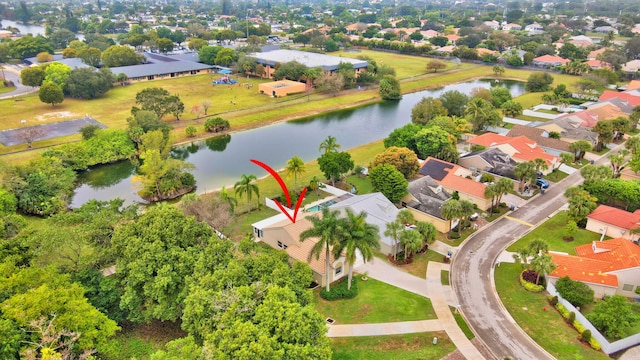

{"left": 450, "top": 307, "right": 475, "bottom": 340}
{"left": 0, "top": 82, "right": 15, "bottom": 94}
{"left": 506, "top": 211, "right": 605, "bottom": 254}
{"left": 441, "top": 270, "right": 450, "bottom": 285}
{"left": 544, "top": 169, "right": 569, "bottom": 183}
{"left": 312, "top": 277, "right": 436, "bottom": 324}
{"left": 346, "top": 174, "right": 374, "bottom": 194}
{"left": 333, "top": 49, "right": 432, "bottom": 79}
{"left": 101, "top": 321, "right": 186, "bottom": 360}
{"left": 495, "top": 263, "right": 610, "bottom": 360}
{"left": 331, "top": 332, "right": 455, "bottom": 360}
{"left": 401, "top": 249, "right": 445, "bottom": 279}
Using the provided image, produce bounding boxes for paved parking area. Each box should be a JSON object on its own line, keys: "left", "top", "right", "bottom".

{"left": 0, "top": 117, "right": 105, "bottom": 146}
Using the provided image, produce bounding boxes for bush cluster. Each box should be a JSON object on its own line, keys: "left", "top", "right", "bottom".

{"left": 554, "top": 301, "right": 601, "bottom": 351}
{"left": 320, "top": 277, "right": 358, "bottom": 301}
{"left": 519, "top": 272, "right": 544, "bottom": 292}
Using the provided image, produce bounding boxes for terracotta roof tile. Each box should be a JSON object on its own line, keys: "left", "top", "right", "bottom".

{"left": 420, "top": 157, "right": 487, "bottom": 199}
{"left": 468, "top": 133, "right": 557, "bottom": 165}
{"left": 550, "top": 253, "right": 619, "bottom": 287}
{"left": 575, "top": 238, "right": 640, "bottom": 271}
{"left": 599, "top": 90, "right": 640, "bottom": 107}
{"left": 587, "top": 205, "right": 640, "bottom": 231}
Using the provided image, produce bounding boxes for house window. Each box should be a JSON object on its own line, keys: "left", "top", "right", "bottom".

{"left": 277, "top": 241, "right": 288, "bottom": 250}
{"left": 623, "top": 284, "right": 634, "bottom": 291}
{"left": 335, "top": 266, "right": 342, "bottom": 275}
{"left": 253, "top": 228, "right": 263, "bottom": 238}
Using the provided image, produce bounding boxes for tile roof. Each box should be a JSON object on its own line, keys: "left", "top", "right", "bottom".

{"left": 627, "top": 80, "right": 640, "bottom": 91}
{"left": 587, "top": 205, "right": 640, "bottom": 231}
{"left": 419, "top": 157, "right": 487, "bottom": 199}
{"left": 587, "top": 47, "right": 608, "bottom": 60}
{"left": 585, "top": 59, "right": 612, "bottom": 70}
{"left": 532, "top": 55, "right": 570, "bottom": 65}
{"left": 556, "top": 103, "right": 627, "bottom": 128}
{"left": 599, "top": 90, "right": 640, "bottom": 107}
{"left": 575, "top": 238, "right": 640, "bottom": 272}
{"left": 550, "top": 253, "right": 619, "bottom": 287}
{"left": 506, "top": 125, "right": 571, "bottom": 152}
{"left": 468, "top": 133, "right": 557, "bottom": 166}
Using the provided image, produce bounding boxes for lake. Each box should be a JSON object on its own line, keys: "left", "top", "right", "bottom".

{"left": 71, "top": 78, "right": 526, "bottom": 207}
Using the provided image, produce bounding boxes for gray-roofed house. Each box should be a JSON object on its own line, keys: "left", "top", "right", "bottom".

{"left": 506, "top": 124, "right": 571, "bottom": 156}
{"left": 329, "top": 192, "right": 401, "bottom": 257}
{"left": 109, "top": 52, "right": 214, "bottom": 83}
{"left": 24, "top": 54, "right": 92, "bottom": 70}
{"left": 401, "top": 176, "right": 454, "bottom": 233}
{"left": 536, "top": 116, "right": 599, "bottom": 145}
{"left": 458, "top": 147, "right": 519, "bottom": 181}
{"left": 248, "top": 49, "right": 368, "bottom": 79}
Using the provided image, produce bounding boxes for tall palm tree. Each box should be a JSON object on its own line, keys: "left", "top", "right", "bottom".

{"left": 318, "top": 135, "right": 341, "bottom": 154}
{"left": 415, "top": 221, "right": 437, "bottom": 250}
{"left": 300, "top": 208, "right": 344, "bottom": 292}
{"left": 396, "top": 209, "right": 415, "bottom": 226}
{"left": 494, "top": 178, "right": 513, "bottom": 208}
{"left": 333, "top": 209, "right": 380, "bottom": 290}
{"left": 559, "top": 152, "right": 574, "bottom": 169}
{"left": 459, "top": 200, "right": 476, "bottom": 230}
{"left": 484, "top": 184, "right": 498, "bottom": 214}
{"left": 285, "top": 155, "right": 306, "bottom": 192}
{"left": 514, "top": 161, "right": 536, "bottom": 192}
{"left": 530, "top": 253, "right": 557, "bottom": 285}
{"left": 533, "top": 158, "right": 549, "bottom": 174}
{"left": 234, "top": 174, "right": 259, "bottom": 212}
{"left": 220, "top": 185, "right": 237, "bottom": 213}
{"left": 441, "top": 199, "right": 463, "bottom": 235}
{"left": 384, "top": 221, "right": 403, "bottom": 260}
{"left": 399, "top": 229, "right": 423, "bottom": 259}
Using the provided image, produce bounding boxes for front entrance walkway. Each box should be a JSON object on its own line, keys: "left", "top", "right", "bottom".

{"left": 327, "top": 319, "right": 443, "bottom": 337}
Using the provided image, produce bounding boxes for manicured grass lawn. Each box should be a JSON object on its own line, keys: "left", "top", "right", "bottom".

{"left": 506, "top": 211, "right": 605, "bottom": 254}
{"left": 312, "top": 277, "right": 436, "bottom": 324}
{"left": 450, "top": 307, "right": 474, "bottom": 340}
{"left": 0, "top": 82, "right": 15, "bottom": 94}
{"left": 402, "top": 249, "right": 445, "bottom": 279}
{"left": 495, "top": 263, "right": 610, "bottom": 360}
{"left": 333, "top": 49, "right": 431, "bottom": 79}
{"left": 346, "top": 174, "right": 374, "bottom": 194}
{"left": 330, "top": 332, "right": 456, "bottom": 360}
{"left": 441, "top": 270, "right": 450, "bottom": 285}
{"left": 545, "top": 169, "right": 569, "bottom": 182}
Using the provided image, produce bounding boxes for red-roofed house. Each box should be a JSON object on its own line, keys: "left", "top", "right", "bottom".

{"left": 599, "top": 90, "right": 640, "bottom": 107}
{"left": 586, "top": 205, "right": 640, "bottom": 240}
{"left": 467, "top": 133, "right": 558, "bottom": 173}
{"left": 555, "top": 103, "right": 629, "bottom": 128}
{"left": 585, "top": 59, "right": 613, "bottom": 70}
{"left": 418, "top": 157, "right": 491, "bottom": 211}
{"left": 587, "top": 48, "right": 609, "bottom": 60}
{"left": 549, "top": 238, "right": 640, "bottom": 297}
{"left": 532, "top": 55, "right": 570, "bottom": 67}
{"left": 626, "top": 80, "right": 640, "bottom": 91}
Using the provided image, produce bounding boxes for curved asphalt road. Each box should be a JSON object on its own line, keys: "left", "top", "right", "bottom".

{"left": 451, "top": 145, "right": 622, "bottom": 360}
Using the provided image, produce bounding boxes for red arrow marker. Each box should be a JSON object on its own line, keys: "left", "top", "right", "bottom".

{"left": 251, "top": 159, "right": 307, "bottom": 223}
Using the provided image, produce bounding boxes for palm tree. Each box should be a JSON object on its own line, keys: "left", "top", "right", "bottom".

{"left": 494, "top": 178, "right": 513, "bottom": 207}
{"left": 484, "top": 184, "right": 498, "bottom": 214}
{"left": 396, "top": 209, "right": 415, "bottom": 226}
{"left": 441, "top": 199, "right": 463, "bottom": 235}
{"left": 399, "top": 229, "right": 423, "bottom": 259}
{"left": 384, "top": 221, "right": 403, "bottom": 260}
{"left": 533, "top": 158, "right": 549, "bottom": 174}
{"left": 625, "top": 136, "right": 640, "bottom": 155}
{"left": 559, "top": 152, "right": 574, "bottom": 169}
{"left": 285, "top": 155, "right": 306, "bottom": 192}
{"left": 514, "top": 161, "right": 536, "bottom": 192}
{"left": 512, "top": 246, "right": 532, "bottom": 269}
{"left": 415, "top": 221, "right": 437, "bottom": 251}
{"left": 318, "top": 135, "right": 341, "bottom": 154}
{"left": 459, "top": 200, "right": 476, "bottom": 230}
{"left": 220, "top": 185, "right": 237, "bottom": 213}
{"left": 234, "top": 174, "right": 259, "bottom": 212}
{"left": 300, "top": 207, "right": 344, "bottom": 292}
{"left": 609, "top": 152, "right": 628, "bottom": 178}
{"left": 334, "top": 209, "right": 380, "bottom": 289}
{"left": 530, "top": 253, "right": 557, "bottom": 285}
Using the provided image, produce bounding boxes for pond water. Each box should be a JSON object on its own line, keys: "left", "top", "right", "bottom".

{"left": 1, "top": 19, "right": 85, "bottom": 40}
{"left": 71, "top": 79, "right": 525, "bottom": 207}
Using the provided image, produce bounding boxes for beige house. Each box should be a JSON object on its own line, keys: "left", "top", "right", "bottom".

{"left": 549, "top": 238, "right": 640, "bottom": 298}
{"left": 586, "top": 205, "right": 640, "bottom": 241}
{"left": 258, "top": 80, "right": 307, "bottom": 97}
{"left": 252, "top": 213, "right": 347, "bottom": 287}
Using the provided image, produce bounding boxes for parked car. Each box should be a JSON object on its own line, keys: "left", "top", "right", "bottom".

{"left": 536, "top": 178, "right": 549, "bottom": 189}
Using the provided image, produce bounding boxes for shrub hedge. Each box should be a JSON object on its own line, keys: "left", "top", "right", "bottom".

{"left": 519, "top": 272, "right": 544, "bottom": 292}
{"left": 320, "top": 277, "right": 358, "bottom": 301}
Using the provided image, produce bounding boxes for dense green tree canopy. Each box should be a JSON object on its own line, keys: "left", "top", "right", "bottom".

{"left": 318, "top": 151, "right": 354, "bottom": 186}
{"left": 369, "top": 164, "right": 408, "bottom": 203}
{"left": 66, "top": 68, "right": 114, "bottom": 99}
{"left": 101, "top": 45, "right": 145, "bottom": 67}
{"left": 8, "top": 35, "right": 53, "bottom": 59}
{"left": 133, "top": 87, "right": 185, "bottom": 120}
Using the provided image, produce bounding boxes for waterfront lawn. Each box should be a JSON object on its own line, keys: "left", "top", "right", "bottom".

{"left": 495, "top": 263, "right": 610, "bottom": 360}
{"left": 312, "top": 277, "right": 436, "bottom": 324}
{"left": 333, "top": 49, "right": 432, "bottom": 79}
{"left": 506, "top": 211, "right": 604, "bottom": 254}
{"left": 346, "top": 174, "right": 374, "bottom": 194}
{"left": 331, "top": 332, "right": 455, "bottom": 360}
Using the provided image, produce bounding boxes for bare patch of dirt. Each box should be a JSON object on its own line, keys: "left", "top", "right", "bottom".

{"left": 354, "top": 304, "right": 371, "bottom": 319}
{"left": 34, "top": 111, "right": 78, "bottom": 122}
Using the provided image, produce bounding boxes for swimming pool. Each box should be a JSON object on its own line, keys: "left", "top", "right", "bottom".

{"left": 305, "top": 193, "right": 354, "bottom": 212}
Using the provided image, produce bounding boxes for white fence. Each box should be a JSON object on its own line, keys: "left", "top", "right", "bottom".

{"left": 547, "top": 282, "right": 640, "bottom": 354}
